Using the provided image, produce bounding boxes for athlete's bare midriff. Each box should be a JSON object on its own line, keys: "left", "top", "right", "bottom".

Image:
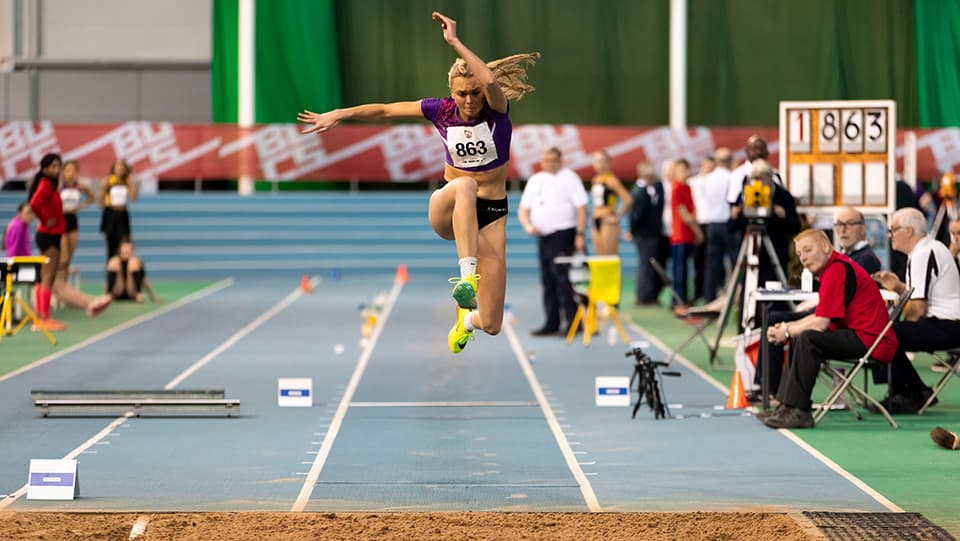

{"left": 444, "top": 162, "right": 508, "bottom": 199}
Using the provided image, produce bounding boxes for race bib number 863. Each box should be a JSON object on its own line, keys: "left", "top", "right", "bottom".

{"left": 445, "top": 123, "right": 498, "bottom": 169}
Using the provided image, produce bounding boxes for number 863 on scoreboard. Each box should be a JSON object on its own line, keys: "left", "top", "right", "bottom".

{"left": 779, "top": 100, "right": 896, "bottom": 211}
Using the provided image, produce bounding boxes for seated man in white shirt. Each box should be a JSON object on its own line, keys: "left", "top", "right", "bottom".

{"left": 874, "top": 208, "right": 960, "bottom": 413}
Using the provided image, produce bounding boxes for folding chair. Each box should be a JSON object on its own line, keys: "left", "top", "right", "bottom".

{"left": 648, "top": 257, "right": 729, "bottom": 364}
{"left": 814, "top": 287, "right": 912, "bottom": 429}
{"left": 565, "top": 256, "right": 630, "bottom": 347}
{"left": 919, "top": 347, "right": 960, "bottom": 415}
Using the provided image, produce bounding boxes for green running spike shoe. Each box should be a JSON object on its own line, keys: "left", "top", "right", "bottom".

{"left": 448, "top": 274, "right": 480, "bottom": 309}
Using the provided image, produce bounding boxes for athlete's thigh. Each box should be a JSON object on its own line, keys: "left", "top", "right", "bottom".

{"left": 598, "top": 223, "right": 620, "bottom": 255}
{"left": 475, "top": 218, "right": 507, "bottom": 323}
{"left": 428, "top": 182, "right": 458, "bottom": 240}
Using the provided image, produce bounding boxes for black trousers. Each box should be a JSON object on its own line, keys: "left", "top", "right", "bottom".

{"left": 777, "top": 329, "right": 866, "bottom": 410}
{"left": 537, "top": 228, "right": 578, "bottom": 331}
{"left": 757, "top": 308, "right": 814, "bottom": 392}
{"left": 889, "top": 318, "right": 960, "bottom": 398}
{"left": 633, "top": 235, "right": 662, "bottom": 304}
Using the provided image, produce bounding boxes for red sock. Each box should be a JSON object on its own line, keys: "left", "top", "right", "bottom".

{"left": 37, "top": 285, "right": 51, "bottom": 320}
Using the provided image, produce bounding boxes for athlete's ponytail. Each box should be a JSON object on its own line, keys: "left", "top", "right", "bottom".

{"left": 447, "top": 52, "right": 540, "bottom": 101}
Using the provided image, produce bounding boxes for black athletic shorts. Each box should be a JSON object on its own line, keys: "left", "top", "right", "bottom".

{"left": 64, "top": 213, "right": 79, "bottom": 232}
{"left": 35, "top": 232, "right": 62, "bottom": 253}
{"left": 436, "top": 180, "right": 509, "bottom": 230}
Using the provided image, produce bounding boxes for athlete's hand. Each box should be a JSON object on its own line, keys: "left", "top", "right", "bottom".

{"left": 297, "top": 110, "right": 340, "bottom": 135}
{"left": 432, "top": 12, "right": 458, "bottom": 43}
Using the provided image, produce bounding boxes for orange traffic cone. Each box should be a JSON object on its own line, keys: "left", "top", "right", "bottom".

{"left": 301, "top": 274, "right": 313, "bottom": 293}
{"left": 726, "top": 370, "right": 749, "bottom": 409}
{"left": 395, "top": 263, "right": 409, "bottom": 285}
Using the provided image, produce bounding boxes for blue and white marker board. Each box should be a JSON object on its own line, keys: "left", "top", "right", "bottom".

{"left": 278, "top": 378, "right": 313, "bottom": 407}
{"left": 595, "top": 376, "right": 630, "bottom": 407}
{"left": 27, "top": 459, "right": 79, "bottom": 500}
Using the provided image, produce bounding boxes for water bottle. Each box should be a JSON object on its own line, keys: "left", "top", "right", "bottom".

{"left": 801, "top": 268, "right": 814, "bottom": 292}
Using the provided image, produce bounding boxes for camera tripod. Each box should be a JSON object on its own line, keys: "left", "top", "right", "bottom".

{"left": 627, "top": 346, "right": 680, "bottom": 419}
{"left": 706, "top": 219, "right": 791, "bottom": 364}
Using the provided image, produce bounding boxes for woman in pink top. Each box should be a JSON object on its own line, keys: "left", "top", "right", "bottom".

{"left": 3, "top": 202, "right": 34, "bottom": 258}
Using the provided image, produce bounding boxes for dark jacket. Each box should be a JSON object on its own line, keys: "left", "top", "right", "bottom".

{"left": 629, "top": 180, "right": 665, "bottom": 238}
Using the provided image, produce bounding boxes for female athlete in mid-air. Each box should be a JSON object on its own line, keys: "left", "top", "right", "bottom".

{"left": 298, "top": 12, "right": 538, "bottom": 353}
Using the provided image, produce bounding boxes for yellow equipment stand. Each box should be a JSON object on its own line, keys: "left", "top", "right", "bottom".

{"left": 0, "top": 256, "right": 56, "bottom": 345}
{"left": 560, "top": 255, "right": 630, "bottom": 347}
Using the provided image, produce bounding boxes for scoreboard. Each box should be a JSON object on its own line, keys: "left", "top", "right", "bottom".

{"left": 779, "top": 100, "right": 896, "bottom": 216}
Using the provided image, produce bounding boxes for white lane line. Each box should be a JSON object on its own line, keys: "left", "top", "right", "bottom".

{"left": 503, "top": 317, "right": 602, "bottom": 513}
{"left": 777, "top": 430, "right": 902, "bottom": 512}
{"left": 0, "top": 280, "right": 310, "bottom": 512}
{"left": 0, "top": 413, "right": 133, "bottom": 510}
{"left": 0, "top": 279, "right": 234, "bottom": 384}
{"left": 128, "top": 515, "right": 151, "bottom": 539}
{"left": 349, "top": 401, "right": 539, "bottom": 408}
{"left": 624, "top": 315, "right": 902, "bottom": 512}
{"left": 291, "top": 277, "right": 404, "bottom": 512}
{"left": 164, "top": 278, "right": 319, "bottom": 389}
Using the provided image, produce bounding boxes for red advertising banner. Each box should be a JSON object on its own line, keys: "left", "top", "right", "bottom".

{"left": 1, "top": 121, "right": 957, "bottom": 184}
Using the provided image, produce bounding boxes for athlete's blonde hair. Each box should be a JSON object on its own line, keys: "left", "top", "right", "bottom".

{"left": 447, "top": 52, "right": 540, "bottom": 101}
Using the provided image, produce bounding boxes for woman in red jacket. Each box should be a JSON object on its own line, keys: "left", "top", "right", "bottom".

{"left": 27, "top": 153, "right": 66, "bottom": 331}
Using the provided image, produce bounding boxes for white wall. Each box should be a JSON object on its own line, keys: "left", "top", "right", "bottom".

{"left": 41, "top": 0, "right": 211, "bottom": 60}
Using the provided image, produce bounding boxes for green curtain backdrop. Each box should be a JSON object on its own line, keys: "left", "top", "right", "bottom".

{"left": 212, "top": 0, "right": 936, "bottom": 128}
{"left": 211, "top": 0, "right": 342, "bottom": 124}
{"left": 915, "top": 0, "right": 960, "bottom": 127}
{"left": 687, "top": 0, "right": 917, "bottom": 127}
{"left": 255, "top": 0, "right": 342, "bottom": 122}
{"left": 211, "top": 0, "right": 238, "bottom": 123}
{"left": 332, "top": 0, "right": 670, "bottom": 125}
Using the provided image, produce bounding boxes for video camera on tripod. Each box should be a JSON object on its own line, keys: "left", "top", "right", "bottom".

{"left": 626, "top": 345, "right": 681, "bottom": 420}
{"left": 742, "top": 179, "right": 773, "bottom": 222}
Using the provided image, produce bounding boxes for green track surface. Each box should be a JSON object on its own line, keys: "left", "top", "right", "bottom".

{"left": 622, "top": 278, "right": 960, "bottom": 537}
{"left": 0, "top": 281, "right": 215, "bottom": 377}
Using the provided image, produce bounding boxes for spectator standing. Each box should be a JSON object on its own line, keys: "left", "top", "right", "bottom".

{"left": 99, "top": 159, "right": 137, "bottom": 262}
{"left": 519, "top": 147, "right": 587, "bottom": 336}
{"left": 628, "top": 162, "right": 666, "bottom": 305}
{"left": 669, "top": 159, "right": 703, "bottom": 305}
{"left": 588, "top": 150, "right": 632, "bottom": 256}
{"left": 699, "top": 149, "right": 735, "bottom": 302}
{"left": 689, "top": 156, "right": 715, "bottom": 302}
{"left": 58, "top": 160, "right": 95, "bottom": 280}
{"left": 27, "top": 153, "right": 67, "bottom": 331}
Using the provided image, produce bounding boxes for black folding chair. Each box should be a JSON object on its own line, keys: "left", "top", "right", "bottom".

{"left": 648, "top": 257, "right": 728, "bottom": 365}
{"left": 814, "top": 287, "right": 912, "bottom": 429}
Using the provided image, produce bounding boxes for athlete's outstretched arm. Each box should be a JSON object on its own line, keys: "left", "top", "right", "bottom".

{"left": 298, "top": 101, "right": 424, "bottom": 135}
{"left": 432, "top": 12, "right": 507, "bottom": 113}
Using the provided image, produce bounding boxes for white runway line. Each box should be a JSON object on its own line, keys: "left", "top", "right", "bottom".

{"left": 624, "top": 315, "right": 902, "bottom": 512}
{"left": 503, "top": 316, "right": 602, "bottom": 513}
{"left": 164, "top": 277, "right": 319, "bottom": 389}
{"left": 291, "top": 277, "right": 404, "bottom": 512}
{"left": 0, "top": 278, "right": 234, "bottom": 384}
{"left": 0, "top": 279, "right": 311, "bottom": 512}
{"left": 128, "top": 515, "right": 151, "bottom": 539}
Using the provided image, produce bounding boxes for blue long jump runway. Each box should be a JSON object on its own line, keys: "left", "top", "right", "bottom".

{"left": 0, "top": 271, "right": 890, "bottom": 513}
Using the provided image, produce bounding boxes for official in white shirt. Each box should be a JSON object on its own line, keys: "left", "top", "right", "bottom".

{"left": 874, "top": 208, "right": 960, "bottom": 412}
{"left": 519, "top": 147, "right": 588, "bottom": 336}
